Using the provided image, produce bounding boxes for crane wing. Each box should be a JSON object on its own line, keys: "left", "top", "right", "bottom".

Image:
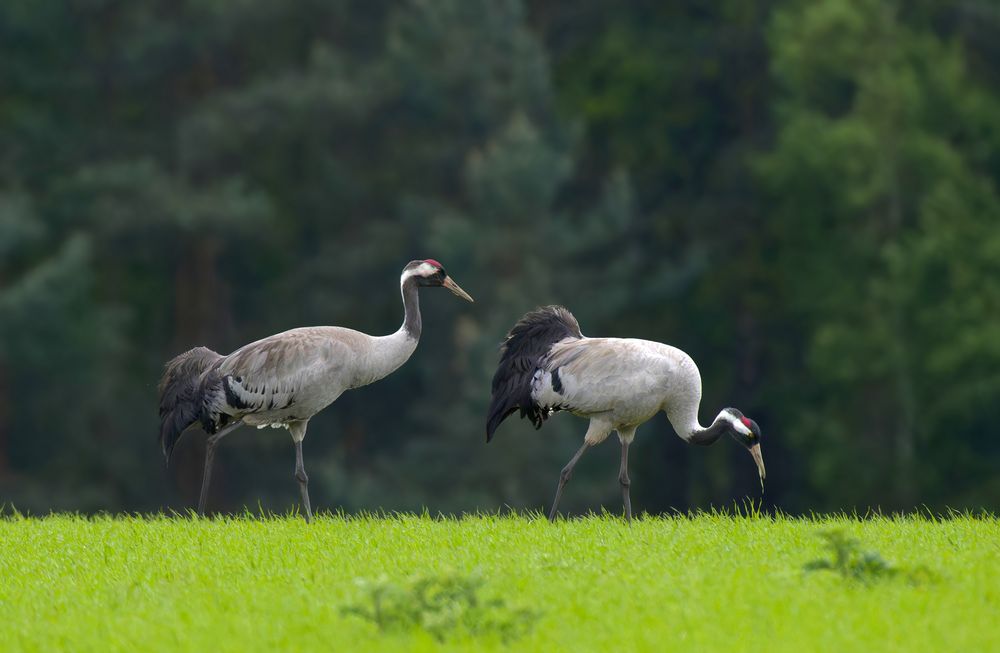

{"left": 215, "top": 328, "right": 354, "bottom": 418}
{"left": 536, "top": 338, "right": 672, "bottom": 415}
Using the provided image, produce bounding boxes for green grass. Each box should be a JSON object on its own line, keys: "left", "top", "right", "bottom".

{"left": 1, "top": 511, "right": 998, "bottom": 651}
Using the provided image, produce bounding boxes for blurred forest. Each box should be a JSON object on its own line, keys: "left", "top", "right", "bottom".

{"left": 2, "top": 0, "right": 999, "bottom": 516}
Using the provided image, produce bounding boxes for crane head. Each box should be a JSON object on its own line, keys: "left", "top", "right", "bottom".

{"left": 401, "top": 259, "right": 474, "bottom": 302}
{"left": 722, "top": 408, "right": 765, "bottom": 485}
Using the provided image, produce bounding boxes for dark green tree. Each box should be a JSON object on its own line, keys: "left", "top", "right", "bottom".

{"left": 759, "top": 0, "right": 1000, "bottom": 508}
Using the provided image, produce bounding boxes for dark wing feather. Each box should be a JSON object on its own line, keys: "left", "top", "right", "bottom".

{"left": 157, "top": 346, "right": 223, "bottom": 461}
{"left": 486, "top": 305, "right": 582, "bottom": 442}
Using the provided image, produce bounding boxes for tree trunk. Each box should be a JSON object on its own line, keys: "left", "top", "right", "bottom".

{"left": 171, "top": 237, "right": 232, "bottom": 507}
{"left": 876, "top": 4, "right": 917, "bottom": 507}
{"left": 0, "top": 362, "right": 9, "bottom": 476}
{"left": 173, "top": 237, "right": 231, "bottom": 348}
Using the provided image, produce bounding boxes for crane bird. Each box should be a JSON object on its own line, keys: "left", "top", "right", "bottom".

{"left": 158, "top": 259, "right": 473, "bottom": 521}
{"left": 486, "top": 305, "right": 765, "bottom": 522}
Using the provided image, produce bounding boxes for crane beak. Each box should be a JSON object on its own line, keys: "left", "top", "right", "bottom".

{"left": 749, "top": 443, "right": 766, "bottom": 483}
{"left": 442, "top": 276, "right": 474, "bottom": 302}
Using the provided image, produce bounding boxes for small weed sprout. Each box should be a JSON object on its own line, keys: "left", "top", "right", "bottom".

{"left": 342, "top": 572, "right": 540, "bottom": 642}
{"left": 804, "top": 530, "right": 935, "bottom": 585}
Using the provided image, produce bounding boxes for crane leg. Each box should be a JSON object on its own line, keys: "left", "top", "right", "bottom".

{"left": 294, "top": 439, "right": 312, "bottom": 523}
{"left": 198, "top": 421, "right": 242, "bottom": 517}
{"left": 548, "top": 442, "right": 591, "bottom": 522}
{"left": 619, "top": 440, "right": 632, "bottom": 524}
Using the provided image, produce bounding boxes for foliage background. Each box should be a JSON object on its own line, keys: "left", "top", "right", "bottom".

{"left": 1, "top": 0, "right": 998, "bottom": 515}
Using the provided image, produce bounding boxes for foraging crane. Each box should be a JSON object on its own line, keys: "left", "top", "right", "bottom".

{"left": 158, "top": 259, "right": 473, "bottom": 521}
{"left": 486, "top": 305, "right": 765, "bottom": 522}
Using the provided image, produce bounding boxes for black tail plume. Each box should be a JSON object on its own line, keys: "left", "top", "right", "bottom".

{"left": 158, "top": 346, "right": 222, "bottom": 462}
{"left": 486, "top": 305, "right": 582, "bottom": 442}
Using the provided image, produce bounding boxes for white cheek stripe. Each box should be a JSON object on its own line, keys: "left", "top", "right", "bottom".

{"left": 719, "top": 410, "right": 752, "bottom": 436}
{"left": 400, "top": 262, "right": 437, "bottom": 284}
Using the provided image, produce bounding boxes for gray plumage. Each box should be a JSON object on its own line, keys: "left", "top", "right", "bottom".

{"left": 486, "top": 305, "right": 765, "bottom": 522}
{"left": 158, "top": 259, "right": 473, "bottom": 520}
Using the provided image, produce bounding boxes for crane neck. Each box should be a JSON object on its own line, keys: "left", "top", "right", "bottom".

{"left": 685, "top": 416, "right": 729, "bottom": 446}
{"left": 662, "top": 391, "right": 714, "bottom": 445}
{"left": 400, "top": 275, "right": 422, "bottom": 340}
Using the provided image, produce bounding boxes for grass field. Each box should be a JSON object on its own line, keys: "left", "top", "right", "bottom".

{"left": 1, "top": 511, "right": 998, "bottom": 651}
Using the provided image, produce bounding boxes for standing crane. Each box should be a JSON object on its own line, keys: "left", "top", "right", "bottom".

{"left": 158, "top": 259, "right": 473, "bottom": 521}
{"left": 486, "top": 305, "right": 765, "bottom": 522}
